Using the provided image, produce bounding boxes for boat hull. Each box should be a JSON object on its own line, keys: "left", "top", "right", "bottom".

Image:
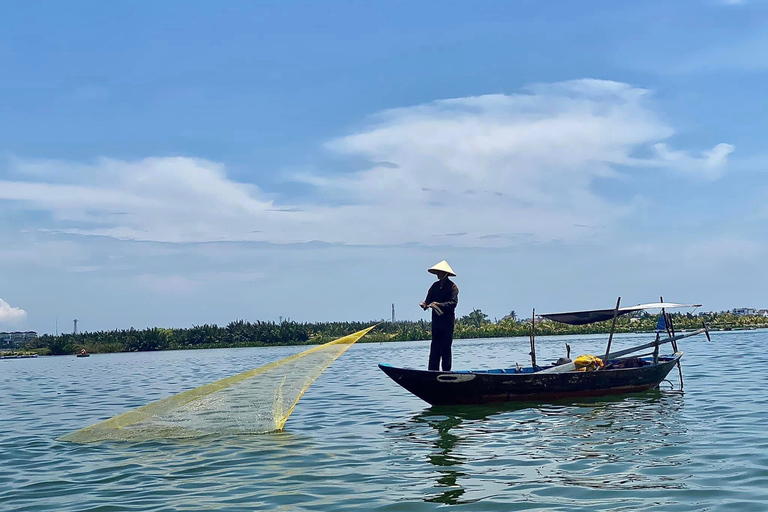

{"left": 378, "top": 355, "right": 681, "bottom": 406}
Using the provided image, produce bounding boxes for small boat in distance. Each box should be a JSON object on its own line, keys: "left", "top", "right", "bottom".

{"left": 77, "top": 349, "right": 90, "bottom": 358}
{"left": 379, "top": 299, "right": 711, "bottom": 406}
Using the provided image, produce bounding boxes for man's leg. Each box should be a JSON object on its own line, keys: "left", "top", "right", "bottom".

{"left": 441, "top": 336, "right": 453, "bottom": 371}
{"left": 428, "top": 331, "right": 440, "bottom": 370}
{"left": 441, "top": 323, "right": 454, "bottom": 371}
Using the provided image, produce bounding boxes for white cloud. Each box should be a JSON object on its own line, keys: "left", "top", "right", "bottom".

{"left": 0, "top": 157, "right": 288, "bottom": 243}
{"left": 0, "top": 79, "right": 733, "bottom": 248}
{"left": 652, "top": 142, "right": 734, "bottom": 180}
{"left": 0, "top": 298, "right": 27, "bottom": 323}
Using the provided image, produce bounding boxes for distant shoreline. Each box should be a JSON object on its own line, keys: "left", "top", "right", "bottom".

{"left": 11, "top": 316, "right": 767, "bottom": 356}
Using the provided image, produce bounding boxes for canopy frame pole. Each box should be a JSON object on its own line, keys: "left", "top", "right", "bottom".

{"left": 608, "top": 328, "right": 703, "bottom": 359}
{"left": 660, "top": 296, "right": 679, "bottom": 352}
{"left": 676, "top": 356, "right": 685, "bottom": 390}
{"left": 539, "top": 327, "right": 705, "bottom": 374}
{"left": 652, "top": 332, "right": 660, "bottom": 365}
{"left": 661, "top": 295, "right": 683, "bottom": 390}
{"left": 603, "top": 297, "right": 621, "bottom": 362}
{"left": 529, "top": 308, "right": 537, "bottom": 369}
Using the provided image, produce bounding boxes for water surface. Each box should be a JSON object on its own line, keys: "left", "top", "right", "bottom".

{"left": 2, "top": 331, "right": 767, "bottom": 511}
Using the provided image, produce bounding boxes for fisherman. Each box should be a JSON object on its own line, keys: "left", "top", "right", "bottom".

{"left": 420, "top": 260, "right": 459, "bottom": 371}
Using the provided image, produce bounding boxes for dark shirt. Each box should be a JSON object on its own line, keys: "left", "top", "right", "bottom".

{"left": 425, "top": 278, "right": 459, "bottom": 325}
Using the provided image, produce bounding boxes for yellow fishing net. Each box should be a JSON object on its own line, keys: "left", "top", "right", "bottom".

{"left": 60, "top": 326, "right": 374, "bottom": 443}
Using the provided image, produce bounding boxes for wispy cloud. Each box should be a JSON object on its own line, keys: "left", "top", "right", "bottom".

{"left": 0, "top": 79, "right": 733, "bottom": 248}
{"left": 652, "top": 142, "right": 734, "bottom": 180}
{"left": 135, "top": 274, "right": 201, "bottom": 295}
{"left": 672, "top": 34, "right": 768, "bottom": 73}
{"left": 135, "top": 271, "right": 265, "bottom": 296}
{"left": 0, "top": 298, "right": 27, "bottom": 323}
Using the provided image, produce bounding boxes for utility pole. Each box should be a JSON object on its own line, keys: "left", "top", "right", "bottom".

{"left": 55, "top": 316, "right": 58, "bottom": 336}
{"left": 73, "top": 319, "right": 78, "bottom": 335}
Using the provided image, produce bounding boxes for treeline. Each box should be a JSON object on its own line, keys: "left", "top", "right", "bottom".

{"left": 26, "top": 320, "right": 386, "bottom": 355}
{"left": 24, "top": 310, "right": 768, "bottom": 356}
{"left": 451, "top": 309, "right": 768, "bottom": 338}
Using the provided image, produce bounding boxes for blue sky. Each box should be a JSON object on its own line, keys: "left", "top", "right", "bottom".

{"left": 1, "top": 0, "right": 767, "bottom": 333}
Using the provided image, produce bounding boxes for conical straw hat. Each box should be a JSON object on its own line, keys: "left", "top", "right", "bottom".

{"left": 428, "top": 260, "right": 456, "bottom": 277}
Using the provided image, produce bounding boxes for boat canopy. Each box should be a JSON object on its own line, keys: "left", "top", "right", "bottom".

{"left": 540, "top": 302, "right": 701, "bottom": 326}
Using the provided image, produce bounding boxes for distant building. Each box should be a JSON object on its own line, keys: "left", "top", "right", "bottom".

{"left": 0, "top": 331, "right": 37, "bottom": 349}
{"left": 732, "top": 308, "right": 757, "bottom": 316}
{"left": 757, "top": 309, "right": 768, "bottom": 317}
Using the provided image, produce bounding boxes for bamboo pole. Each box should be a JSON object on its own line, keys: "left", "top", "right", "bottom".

{"left": 667, "top": 312, "right": 680, "bottom": 352}
{"left": 603, "top": 297, "right": 622, "bottom": 362}
{"left": 529, "top": 308, "right": 537, "bottom": 369}
{"left": 607, "top": 328, "right": 701, "bottom": 359}
{"left": 661, "top": 296, "right": 683, "bottom": 389}
{"left": 660, "top": 296, "right": 679, "bottom": 352}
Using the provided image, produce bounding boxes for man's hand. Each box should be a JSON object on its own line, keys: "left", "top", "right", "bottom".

{"left": 428, "top": 302, "right": 444, "bottom": 315}
{"left": 420, "top": 302, "right": 427, "bottom": 310}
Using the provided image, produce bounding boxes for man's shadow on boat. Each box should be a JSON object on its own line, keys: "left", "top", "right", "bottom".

{"left": 387, "top": 389, "right": 685, "bottom": 505}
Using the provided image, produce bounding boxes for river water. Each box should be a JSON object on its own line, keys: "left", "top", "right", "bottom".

{"left": 2, "top": 330, "right": 767, "bottom": 511}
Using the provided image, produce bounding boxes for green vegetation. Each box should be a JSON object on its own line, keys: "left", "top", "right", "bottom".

{"left": 0, "top": 350, "right": 41, "bottom": 357}
{"left": 23, "top": 310, "right": 768, "bottom": 356}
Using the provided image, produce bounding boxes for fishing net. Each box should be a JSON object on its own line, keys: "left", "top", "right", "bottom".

{"left": 60, "top": 326, "right": 374, "bottom": 443}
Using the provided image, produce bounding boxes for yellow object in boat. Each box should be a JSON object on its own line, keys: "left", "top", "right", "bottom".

{"left": 573, "top": 354, "right": 604, "bottom": 372}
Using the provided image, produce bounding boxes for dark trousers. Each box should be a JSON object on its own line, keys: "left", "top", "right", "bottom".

{"left": 428, "top": 323, "right": 454, "bottom": 371}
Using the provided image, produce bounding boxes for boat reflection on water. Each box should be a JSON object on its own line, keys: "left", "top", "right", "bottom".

{"left": 390, "top": 390, "right": 688, "bottom": 505}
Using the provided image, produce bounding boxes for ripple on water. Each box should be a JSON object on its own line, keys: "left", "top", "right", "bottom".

{"left": 2, "top": 332, "right": 768, "bottom": 510}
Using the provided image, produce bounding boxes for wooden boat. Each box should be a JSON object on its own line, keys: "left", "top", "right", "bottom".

{"left": 379, "top": 355, "right": 682, "bottom": 405}
{"left": 379, "top": 299, "right": 711, "bottom": 406}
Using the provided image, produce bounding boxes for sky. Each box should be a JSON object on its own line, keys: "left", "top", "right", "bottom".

{"left": 1, "top": 0, "right": 767, "bottom": 334}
